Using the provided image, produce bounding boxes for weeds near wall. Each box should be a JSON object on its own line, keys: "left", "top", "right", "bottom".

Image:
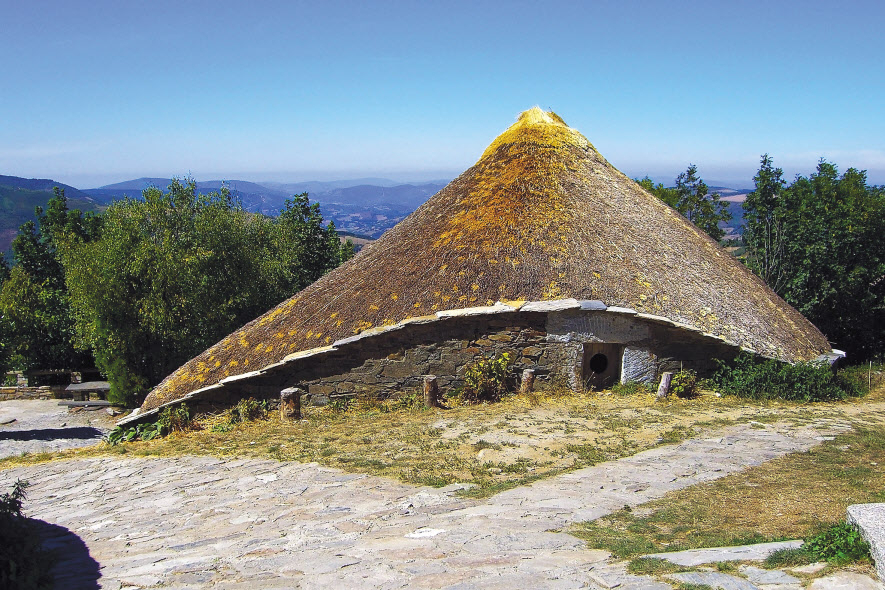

{"left": 766, "top": 521, "right": 872, "bottom": 567}
{"left": 610, "top": 381, "right": 654, "bottom": 396}
{"left": 670, "top": 369, "right": 699, "bottom": 399}
{"left": 454, "top": 352, "right": 514, "bottom": 403}
{"left": 210, "top": 398, "right": 269, "bottom": 432}
{"left": 107, "top": 403, "right": 195, "bottom": 444}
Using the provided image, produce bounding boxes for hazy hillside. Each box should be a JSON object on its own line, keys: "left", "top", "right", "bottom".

{"left": 0, "top": 175, "right": 102, "bottom": 252}
{"left": 86, "top": 178, "right": 448, "bottom": 238}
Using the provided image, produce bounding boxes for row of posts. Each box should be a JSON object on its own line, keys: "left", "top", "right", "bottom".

{"left": 278, "top": 369, "right": 539, "bottom": 421}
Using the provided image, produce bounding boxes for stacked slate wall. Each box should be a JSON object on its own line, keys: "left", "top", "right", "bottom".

{"left": 124, "top": 300, "right": 759, "bottom": 424}
{"left": 0, "top": 386, "right": 66, "bottom": 401}
{"left": 216, "top": 307, "right": 742, "bottom": 409}
{"left": 216, "top": 312, "right": 573, "bottom": 410}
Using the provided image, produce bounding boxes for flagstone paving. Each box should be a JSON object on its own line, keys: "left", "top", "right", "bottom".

{"left": 0, "top": 399, "right": 114, "bottom": 457}
{"left": 4, "top": 417, "right": 880, "bottom": 588}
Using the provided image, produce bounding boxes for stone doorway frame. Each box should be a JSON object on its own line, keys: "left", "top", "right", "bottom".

{"left": 581, "top": 343, "right": 623, "bottom": 390}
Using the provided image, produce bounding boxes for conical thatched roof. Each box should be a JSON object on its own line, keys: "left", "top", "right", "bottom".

{"left": 142, "top": 107, "right": 830, "bottom": 411}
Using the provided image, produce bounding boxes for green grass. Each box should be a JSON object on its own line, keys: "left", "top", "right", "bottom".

{"left": 627, "top": 556, "right": 682, "bottom": 575}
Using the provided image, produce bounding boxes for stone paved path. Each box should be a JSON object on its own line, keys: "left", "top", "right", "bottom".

{"left": 0, "top": 400, "right": 115, "bottom": 457}
{"left": 0, "top": 418, "right": 855, "bottom": 589}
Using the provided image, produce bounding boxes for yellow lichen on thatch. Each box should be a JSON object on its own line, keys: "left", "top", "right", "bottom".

{"left": 480, "top": 107, "right": 592, "bottom": 159}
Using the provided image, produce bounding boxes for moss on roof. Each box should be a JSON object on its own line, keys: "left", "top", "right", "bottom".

{"left": 141, "top": 108, "right": 831, "bottom": 412}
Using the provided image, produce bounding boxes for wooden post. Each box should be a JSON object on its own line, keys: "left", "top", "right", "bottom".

{"left": 520, "top": 369, "right": 536, "bottom": 395}
{"left": 280, "top": 387, "right": 302, "bottom": 421}
{"left": 656, "top": 372, "right": 673, "bottom": 398}
{"left": 423, "top": 375, "right": 440, "bottom": 408}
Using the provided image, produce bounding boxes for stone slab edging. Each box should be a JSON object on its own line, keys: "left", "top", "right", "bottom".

{"left": 117, "top": 298, "right": 828, "bottom": 426}
{"left": 848, "top": 503, "right": 885, "bottom": 581}
{"left": 643, "top": 540, "right": 804, "bottom": 567}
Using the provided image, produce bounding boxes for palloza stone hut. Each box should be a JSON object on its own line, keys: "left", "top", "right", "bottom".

{"left": 124, "top": 107, "right": 838, "bottom": 423}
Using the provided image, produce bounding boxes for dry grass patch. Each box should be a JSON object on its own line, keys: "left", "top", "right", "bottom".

{"left": 572, "top": 420, "right": 885, "bottom": 559}
{"left": 3, "top": 385, "right": 882, "bottom": 500}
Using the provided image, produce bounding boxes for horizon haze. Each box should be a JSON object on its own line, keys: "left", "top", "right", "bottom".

{"left": 3, "top": 1, "right": 884, "bottom": 188}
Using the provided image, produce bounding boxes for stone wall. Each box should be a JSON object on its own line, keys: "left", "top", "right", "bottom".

{"left": 220, "top": 306, "right": 742, "bottom": 408}
{"left": 123, "top": 299, "right": 764, "bottom": 425}
{"left": 549, "top": 308, "right": 742, "bottom": 388}
{"left": 216, "top": 312, "right": 571, "bottom": 409}
{"left": 0, "top": 386, "right": 67, "bottom": 401}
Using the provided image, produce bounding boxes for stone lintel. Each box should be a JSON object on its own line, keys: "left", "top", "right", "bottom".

{"left": 605, "top": 306, "right": 637, "bottom": 315}
{"left": 219, "top": 370, "right": 265, "bottom": 385}
{"left": 282, "top": 345, "right": 338, "bottom": 362}
{"left": 399, "top": 314, "right": 440, "bottom": 326}
{"left": 578, "top": 300, "right": 607, "bottom": 311}
{"left": 635, "top": 312, "right": 674, "bottom": 326}
{"left": 814, "top": 349, "right": 847, "bottom": 366}
{"left": 672, "top": 322, "right": 704, "bottom": 333}
{"left": 521, "top": 299, "right": 581, "bottom": 312}
{"left": 436, "top": 303, "right": 520, "bottom": 318}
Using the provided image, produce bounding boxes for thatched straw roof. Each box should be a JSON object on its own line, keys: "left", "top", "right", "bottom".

{"left": 141, "top": 107, "right": 830, "bottom": 411}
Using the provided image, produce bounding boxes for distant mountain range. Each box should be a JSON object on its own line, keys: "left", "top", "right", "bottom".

{"left": 1, "top": 174, "right": 751, "bottom": 254}
{"left": 0, "top": 175, "right": 104, "bottom": 252}
{"left": 82, "top": 177, "right": 447, "bottom": 238}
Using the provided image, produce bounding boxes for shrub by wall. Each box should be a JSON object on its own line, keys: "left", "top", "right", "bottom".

{"left": 712, "top": 354, "right": 858, "bottom": 402}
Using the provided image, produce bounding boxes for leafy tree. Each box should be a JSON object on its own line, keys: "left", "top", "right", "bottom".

{"left": 743, "top": 155, "right": 788, "bottom": 291}
{"left": 743, "top": 157, "right": 885, "bottom": 360}
{"left": 636, "top": 177, "right": 679, "bottom": 208}
{"left": 0, "top": 256, "right": 9, "bottom": 376}
{"left": 59, "top": 179, "right": 351, "bottom": 405}
{"left": 0, "top": 189, "right": 98, "bottom": 373}
{"left": 637, "top": 168, "right": 732, "bottom": 241}
{"left": 673, "top": 164, "right": 732, "bottom": 241}
{"left": 276, "top": 193, "right": 354, "bottom": 290}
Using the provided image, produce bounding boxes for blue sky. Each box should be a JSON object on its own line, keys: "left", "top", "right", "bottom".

{"left": 2, "top": 0, "right": 884, "bottom": 189}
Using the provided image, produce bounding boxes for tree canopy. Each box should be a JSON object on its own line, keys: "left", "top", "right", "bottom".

{"left": 637, "top": 164, "right": 731, "bottom": 241}
{"left": 743, "top": 157, "right": 885, "bottom": 360}
{"left": 59, "top": 179, "right": 352, "bottom": 405}
{"left": 0, "top": 189, "right": 99, "bottom": 375}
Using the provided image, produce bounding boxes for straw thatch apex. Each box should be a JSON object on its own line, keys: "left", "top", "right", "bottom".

{"left": 140, "top": 108, "right": 831, "bottom": 413}
{"left": 480, "top": 106, "right": 590, "bottom": 159}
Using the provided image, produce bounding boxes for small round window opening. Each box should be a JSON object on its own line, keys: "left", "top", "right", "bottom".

{"left": 588, "top": 353, "right": 608, "bottom": 374}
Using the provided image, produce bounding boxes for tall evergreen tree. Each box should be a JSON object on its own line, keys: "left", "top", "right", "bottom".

{"left": 743, "top": 154, "right": 789, "bottom": 292}
{"left": 0, "top": 189, "right": 99, "bottom": 373}
{"left": 673, "top": 164, "right": 732, "bottom": 241}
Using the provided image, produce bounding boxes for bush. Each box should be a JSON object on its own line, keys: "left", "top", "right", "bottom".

{"left": 838, "top": 362, "right": 885, "bottom": 396}
{"left": 106, "top": 403, "right": 194, "bottom": 444}
{"left": 711, "top": 353, "right": 858, "bottom": 402}
{"left": 460, "top": 353, "right": 514, "bottom": 403}
{"left": 0, "top": 480, "right": 55, "bottom": 589}
{"left": 158, "top": 403, "right": 193, "bottom": 433}
{"left": 669, "top": 369, "right": 699, "bottom": 398}
{"left": 804, "top": 522, "right": 871, "bottom": 565}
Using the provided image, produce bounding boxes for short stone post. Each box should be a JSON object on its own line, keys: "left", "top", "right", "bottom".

{"left": 280, "top": 387, "right": 302, "bottom": 420}
{"left": 520, "top": 369, "right": 536, "bottom": 395}
{"left": 656, "top": 372, "right": 673, "bottom": 398}
{"left": 423, "top": 375, "right": 440, "bottom": 408}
